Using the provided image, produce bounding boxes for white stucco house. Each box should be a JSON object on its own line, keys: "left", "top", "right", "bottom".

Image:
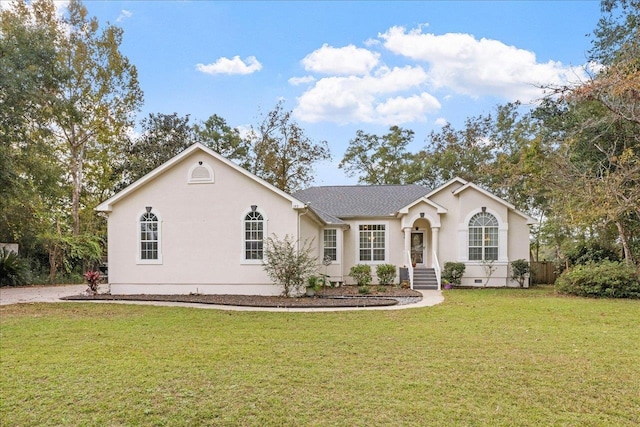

{"left": 96, "top": 143, "right": 536, "bottom": 295}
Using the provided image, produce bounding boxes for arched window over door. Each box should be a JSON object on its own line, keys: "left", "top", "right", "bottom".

{"left": 468, "top": 212, "right": 498, "bottom": 261}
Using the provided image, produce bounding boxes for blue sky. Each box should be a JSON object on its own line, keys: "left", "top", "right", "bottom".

{"left": 34, "top": 1, "right": 607, "bottom": 184}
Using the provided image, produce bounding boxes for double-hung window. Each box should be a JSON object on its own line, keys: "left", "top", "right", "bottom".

{"left": 323, "top": 229, "right": 337, "bottom": 262}
{"left": 358, "top": 224, "right": 386, "bottom": 262}
{"left": 468, "top": 212, "right": 498, "bottom": 261}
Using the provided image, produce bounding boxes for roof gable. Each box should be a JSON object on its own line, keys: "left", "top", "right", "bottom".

{"left": 452, "top": 182, "right": 537, "bottom": 224}
{"left": 424, "top": 177, "right": 468, "bottom": 199}
{"left": 397, "top": 197, "right": 448, "bottom": 215}
{"left": 96, "top": 143, "right": 306, "bottom": 212}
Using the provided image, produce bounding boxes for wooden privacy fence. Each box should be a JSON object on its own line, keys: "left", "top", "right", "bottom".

{"left": 530, "top": 261, "right": 557, "bottom": 285}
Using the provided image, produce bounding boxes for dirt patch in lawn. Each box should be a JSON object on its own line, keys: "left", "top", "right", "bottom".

{"left": 61, "top": 286, "right": 423, "bottom": 308}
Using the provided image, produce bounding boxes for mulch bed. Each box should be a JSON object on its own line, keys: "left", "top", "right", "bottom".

{"left": 61, "top": 286, "right": 423, "bottom": 308}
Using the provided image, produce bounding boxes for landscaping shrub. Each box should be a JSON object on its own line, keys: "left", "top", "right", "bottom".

{"left": 565, "top": 240, "right": 620, "bottom": 266}
{"left": 263, "top": 234, "right": 318, "bottom": 297}
{"left": 349, "top": 264, "right": 372, "bottom": 286}
{"left": 84, "top": 270, "right": 101, "bottom": 293}
{"left": 349, "top": 264, "right": 372, "bottom": 293}
{"left": 0, "top": 248, "right": 30, "bottom": 286}
{"left": 556, "top": 260, "right": 640, "bottom": 299}
{"left": 442, "top": 262, "right": 465, "bottom": 286}
{"left": 510, "top": 259, "right": 530, "bottom": 288}
{"left": 375, "top": 264, "right": 396, "bottom": 285}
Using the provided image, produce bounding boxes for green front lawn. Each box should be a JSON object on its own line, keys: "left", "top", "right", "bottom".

{"left": 1, "top": 287, "right": 639, "bottom": 426}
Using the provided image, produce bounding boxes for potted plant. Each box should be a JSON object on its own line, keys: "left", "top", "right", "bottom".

{"left": 306, "top": 276, "right": 320, "bottom": 297}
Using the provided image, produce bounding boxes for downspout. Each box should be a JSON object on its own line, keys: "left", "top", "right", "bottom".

{"left": 297, "top": 206, "right": 309, "bottom": 251}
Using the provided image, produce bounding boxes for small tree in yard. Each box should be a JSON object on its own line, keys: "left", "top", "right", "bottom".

{"left": 510, "top": 259, "right": 530, "bottom": 288}
{"left": 263, "top": 234, "right": 318, "bottom": 297}
{"left": 481, "top": 259, "right": 497, "bottom": 287}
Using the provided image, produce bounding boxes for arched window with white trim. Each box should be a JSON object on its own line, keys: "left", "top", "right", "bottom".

{"left": 244, "top": 210, "right": 264, "bottom": 261}
{"left": 139, "top": 209, "right": 161, "bottom": 263}
{"left": 468, "top": 212, "right": 498, "bottom": 261}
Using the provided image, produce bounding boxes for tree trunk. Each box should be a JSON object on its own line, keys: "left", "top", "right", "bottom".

{"left": 615, "top": 220, "right": 634, "bottom": 264}
{"left": 69, "top": 138, "right": 85, "bottom": 236}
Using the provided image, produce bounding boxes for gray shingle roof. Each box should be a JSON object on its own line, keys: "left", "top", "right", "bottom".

{"left": 293, "top": 185, "right": 430, "bottom": 222}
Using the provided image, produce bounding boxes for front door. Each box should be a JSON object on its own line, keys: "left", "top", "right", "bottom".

{"left": 411, "top": 232, "right": 425, "bottom": 266}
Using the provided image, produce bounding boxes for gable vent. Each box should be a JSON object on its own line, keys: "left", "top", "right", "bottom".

{"left": 188, "top": 161, "right": 214, "bottom": 184}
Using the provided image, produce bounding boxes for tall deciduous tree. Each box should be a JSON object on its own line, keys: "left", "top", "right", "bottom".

{"left": 246, "top": 101, "right": 331, "bottom": 193}
{"left": 0, "top": 0, "right": 63, "bottom": 244}
{"left": 48, "top": 0, "right": 142, "bottom": 235}
{"left": 194, "top": 114, "right": 250, "bottom": 169}
{"left": 577, "top": 0, "right": 640, "bottom": 125}
{"left": 339, "top": 126, "right": 415, "bottom": 185}
{"left": 414, "top": 115, "right": 495, "bottom": 189}
{"left": 114, "top": 113, "right": 196, "bottom": 190}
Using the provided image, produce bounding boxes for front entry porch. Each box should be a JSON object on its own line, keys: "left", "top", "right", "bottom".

{"left": 402, "top": 217, "right": 442, "bottom": 290}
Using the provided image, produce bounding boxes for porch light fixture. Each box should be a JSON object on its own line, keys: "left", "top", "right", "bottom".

{"left": 481, "top": 206, "right": 487, "bottom": 212}
{"left": 251, "top": 205, "right": 257, "bottom": 212}
{"left": 415, "top": 226, "right": 419, "bottom": 231}
{"left": 145, "top": 206, "right": 152, "bottom": 213}
{"left": 420, "top": 212, "right": 425, "bottom": 218}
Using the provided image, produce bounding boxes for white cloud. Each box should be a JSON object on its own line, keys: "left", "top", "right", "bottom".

{"left": 375, "top": 93, "right": 441, "bottom": 125}
{"left": 302, "top": 44, "right": 380, "bottom": 76}
{"left": 292, "top": 24, "right": 591, "bottom": 125}
{"left": 288, "top": 75, "right": 316, "bottom": 86}
{"left": 235, "top": 124, "right": 253, "bottom": 140}
{"left": 116, "top": 9, "right": 132, "bottom": 23}
{"left": 294, "top": 66, "right": 434, "bottom": 124}
{"left": 196, "top": 56, "right": 262, "bottom": 75}
{"left": 434, "top": 117, "right": 448, "bottom": 127}
{"left": 379, "top": 25, "right": 590, "bottom": 102}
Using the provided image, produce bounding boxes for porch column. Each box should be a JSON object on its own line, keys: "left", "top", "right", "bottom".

{"left": 403, "top": 227, "right": 411, "bottom": 266}
{"left": 431, "top": 226, "right": 440, "bottom": 263}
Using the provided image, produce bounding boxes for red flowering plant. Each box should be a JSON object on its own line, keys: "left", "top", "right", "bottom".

{"left": 84, "top": 270, "right": 101, "bottom": 293}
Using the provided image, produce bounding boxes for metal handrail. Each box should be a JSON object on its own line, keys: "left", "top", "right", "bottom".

{"left": 433, "top": 249, "right": 441, "bottom": 291}
{"left": 406, "top": 250, "right": 414, "bottom": 290}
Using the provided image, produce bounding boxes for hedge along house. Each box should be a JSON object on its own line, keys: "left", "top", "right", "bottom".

{"left": 96, "top": 143, "right": 536, "bottom": 295}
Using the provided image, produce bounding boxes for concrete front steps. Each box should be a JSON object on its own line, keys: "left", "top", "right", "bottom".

{"left": 413, "top": 267, "right": 439, "bottom": 290}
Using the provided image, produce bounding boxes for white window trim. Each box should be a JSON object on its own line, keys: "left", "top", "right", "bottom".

{"left": 322, "top": 228, "right": 341, "bottom": 265}
{"left": 187, "top": 161, "right": 214, "bottom": 184}
{"left": 458, "top": 208, "right": 508, "bottom": 263}
{"left": 240, "top": 207, "right": 268, "bottom": 265}
{"left": 355, "top": 221, "right": 389, "bottom": 264}
{"left": 137, "top": 208, "right": 163, "bottom": 265}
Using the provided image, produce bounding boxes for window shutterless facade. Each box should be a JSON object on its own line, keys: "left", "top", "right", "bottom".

{"left": 323, "top": 229, "right": 337, "bottom": 261}
{"left": 468, "top": 212, "right": 498, "bottom": 261}
{"left": 244, "top": 211, "right": 264, "bottom": 261}
{"left": 138, "top": 210, "right": 161, "bottom": 264}
{"left": 358, "top": 224, "right": 386, "bottom": 262}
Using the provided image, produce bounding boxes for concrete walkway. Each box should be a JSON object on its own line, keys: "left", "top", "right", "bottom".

{"left": 0, "top": 284, "right": 444, "bottom": 312}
